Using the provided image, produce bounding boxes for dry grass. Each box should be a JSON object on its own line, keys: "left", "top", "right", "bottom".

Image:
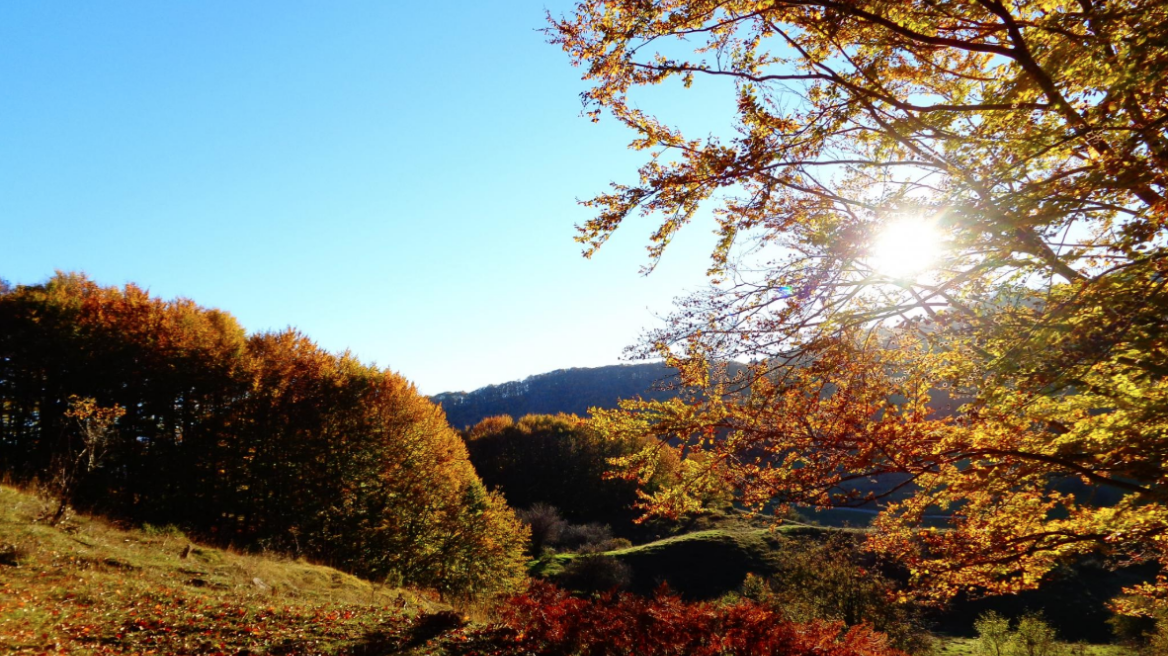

{"left": 0, "top": 484, "right": 445, "bottom": 655}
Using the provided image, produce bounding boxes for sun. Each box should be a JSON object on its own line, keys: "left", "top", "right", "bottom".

{"left": 867, "top": 216, "right": 944, "bottom": 279}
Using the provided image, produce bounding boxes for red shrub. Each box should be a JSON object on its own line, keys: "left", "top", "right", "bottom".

{"left": 449, "top": 581, "right": 905, "bottom": 656}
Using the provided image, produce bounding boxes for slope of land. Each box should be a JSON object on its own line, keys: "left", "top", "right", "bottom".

{"left": 0, "top": 485, "right": 1143, "bottom": 655}
{"left": 533, "top": 523, "right": 842, "bottom": 599}
{"left": 0, "top": 485, "right": 445, "bottom": 655}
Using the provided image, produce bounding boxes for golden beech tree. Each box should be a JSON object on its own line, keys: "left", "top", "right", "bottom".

{"left": 549, "top": 0, "right": 1168, "bottom": 607}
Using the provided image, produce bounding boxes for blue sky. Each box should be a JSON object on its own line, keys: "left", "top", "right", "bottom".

{"left": 0, "top": 1, "right": 735, "bottom": 394}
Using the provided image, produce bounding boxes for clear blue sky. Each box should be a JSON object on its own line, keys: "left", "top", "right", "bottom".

{"left": 0, "top": 1, "right": 729, "bottom": 395}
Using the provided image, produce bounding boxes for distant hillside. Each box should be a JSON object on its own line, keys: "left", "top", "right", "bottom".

{"left": 432, "top": 361, "right": 971, "bottom": 432}
{"left": 432, "top": 363, "right": 686, "bottom": 430}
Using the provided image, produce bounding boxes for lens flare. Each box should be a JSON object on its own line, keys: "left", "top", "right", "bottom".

{"left": 868, "top": 216, "right": 943, "bottom": 279}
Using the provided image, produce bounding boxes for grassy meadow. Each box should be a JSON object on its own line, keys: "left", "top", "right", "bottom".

{"left": 532, "top": 524, "right": 838, "bottom": 596}
{"left": 0, "top": 485, "right": 450, "bottom": 655}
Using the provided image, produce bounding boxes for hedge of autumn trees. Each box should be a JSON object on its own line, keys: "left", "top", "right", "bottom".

{"left": 463, "top": 413, "right": 683, "bottom": 531}
{"left": 0, "top": 273, "right": 528, "bottom": 596}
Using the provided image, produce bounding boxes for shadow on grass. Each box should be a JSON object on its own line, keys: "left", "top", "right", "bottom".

{"left": 347, "top": 610, "right": 466, "bottom": 655}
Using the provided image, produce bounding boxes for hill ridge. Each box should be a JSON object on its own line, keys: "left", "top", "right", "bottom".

{"left": 432, "top": 362, "right": 684, "bottom": 430}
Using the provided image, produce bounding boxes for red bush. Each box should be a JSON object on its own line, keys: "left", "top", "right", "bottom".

{"left": 449, "top": 581, "right": 905, "bottom": 656}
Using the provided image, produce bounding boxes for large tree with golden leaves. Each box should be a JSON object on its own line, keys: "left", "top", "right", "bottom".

{"left": 549, "top": 0, "right": 1168, "bottom": 607}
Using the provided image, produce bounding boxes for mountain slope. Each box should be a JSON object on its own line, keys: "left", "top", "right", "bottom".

{"left": 432, "top": 363, "right": 684, "bottom": 430}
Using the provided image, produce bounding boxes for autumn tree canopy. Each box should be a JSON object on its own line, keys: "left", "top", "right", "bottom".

{"left": 550, "top": 0, "right": 1168, "bottom": 607}
{"left": 463, "top": 413, "right": 682, "bottom": 530}
{"left": 0, "top": 273, "right": 528, "bottom": 596}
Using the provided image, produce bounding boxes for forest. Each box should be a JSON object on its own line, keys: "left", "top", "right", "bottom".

{"left": 5, "top": 0, "right": 1168, "bottom": 654}
{"left": 0, "top": 273, "right": 528, "bottom": 598}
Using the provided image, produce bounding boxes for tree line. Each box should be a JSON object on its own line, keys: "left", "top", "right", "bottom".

{"left": 463, "top": 413, "right": 678, "bottom": 531}
{"left": 0, "top": 272, "right": 527, "bottom": 597}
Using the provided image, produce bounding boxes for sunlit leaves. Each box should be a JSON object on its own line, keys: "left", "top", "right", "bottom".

{"left": 552, "top": 0, "right": 1168, "bottom": 607}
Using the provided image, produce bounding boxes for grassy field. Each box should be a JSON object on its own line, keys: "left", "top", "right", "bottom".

{"left": 0, "top": 485, "right": 446, "bottom": 655}
{"left": 532, "top": 524, "right": 850, "bottom": 598}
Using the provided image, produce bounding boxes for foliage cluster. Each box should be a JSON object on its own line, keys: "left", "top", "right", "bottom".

{"left": 439, "top": 580, "right": 906, "bottom": 656}
{"left": 975, "top": 611, "right": 1063, "bottom": 656}
{"left": 935, "top": 638, "right": 1131, "bottom": 656}
{"left": 515, "top": 502, "right": 629, "bottom": 557}
{"left": 1107, "top": 595, "right": 1168, "bottom": 655}
{"left": 550, "top": 0, "right": 1168, "bottom": 607}
{"left": 1144, "top": 621, "right": 1168, "bottom": 656}
{"left": 740, "top": 533, "right": 935, "bottom": 654}
{"left": 554, "top": 553, "right": 635, "bottom": 594}
{"left": 464, "top": 413, "right": 681, "bottom": 532}
{"left": 0, "top": 273, "right": 527, "bottom": 596}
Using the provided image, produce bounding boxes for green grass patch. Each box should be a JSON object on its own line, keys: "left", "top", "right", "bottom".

{"left": 532, "top": 525, "right": 843, "bottom": 599}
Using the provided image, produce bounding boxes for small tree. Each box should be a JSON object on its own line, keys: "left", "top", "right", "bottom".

{"left": 975, "top": 611, "right": 1013, "bottom": 656}
{"left": 556, "top": 554, "right": 633, "bottom": 594}
{"left": 976, "top": 611, "right": 1063, "bottom": 656}
{"left": 1146, "top": 618, "right": 1168, "bottom": 656}
{"left": 45, "top": 396, "right": 124, "bottom": 524}
{"left": 516, "top": 503, "right": 568, "bottom": 556}
{"left": 1010, "top": 614, "right": 1061, "bottom": 656}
